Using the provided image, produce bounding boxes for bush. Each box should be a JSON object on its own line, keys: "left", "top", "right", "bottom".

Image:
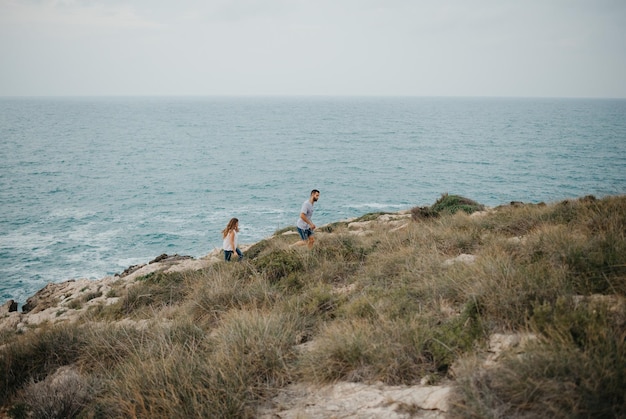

{"left": 112, "top": 271, "right": 190, "bottom": 317}
{"left": 431, "top": 194, "right": 484, "bottom": 215}
{"left": 313, "top": 234, "right": 369, "bottom": 263}
{"left": 0, "top": 324, "right": 87, "bottom": 405}
{"left": 412, "top": 194, "right": 485, "bottom": 220}
{"left": 254, "top": 249, "right": 306, "bottom": 287}
{"left": 15, "top": 366, "right": 98, "bottom": 419}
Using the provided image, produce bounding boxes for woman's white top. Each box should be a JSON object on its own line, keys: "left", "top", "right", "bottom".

{"left": 223, "top": 230, "right": 238, "bottom": 251}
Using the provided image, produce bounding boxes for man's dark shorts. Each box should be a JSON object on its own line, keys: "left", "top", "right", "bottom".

{"left": 297, "top": 227, "right": 313, "bottom": 241}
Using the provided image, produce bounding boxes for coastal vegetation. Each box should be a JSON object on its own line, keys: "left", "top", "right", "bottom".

{"left": 1, "top": 194, "right": 625, "bottom": 418}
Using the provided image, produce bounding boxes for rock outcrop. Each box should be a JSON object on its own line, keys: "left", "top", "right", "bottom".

{"left": 0, "top": 249, "right": 224, "bottom": 333}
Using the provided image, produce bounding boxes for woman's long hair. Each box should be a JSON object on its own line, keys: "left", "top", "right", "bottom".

{"left": 222, "top": 217, "right": 239, "bottom": 238}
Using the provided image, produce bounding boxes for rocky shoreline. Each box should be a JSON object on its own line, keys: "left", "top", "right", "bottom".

{"left": 0, "top": 212, "right": 413, "bottom": 333}
{"left": 0, "top": 250, "right": 224, "bottom": 333}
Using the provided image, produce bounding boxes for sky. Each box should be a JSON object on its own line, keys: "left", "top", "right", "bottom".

{"left": 1, "top": 0, "right": 625, "bottom": 98}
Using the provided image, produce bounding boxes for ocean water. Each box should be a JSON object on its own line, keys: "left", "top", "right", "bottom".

{"left": 1, "top": 96, "right": 625, "bottom": 304}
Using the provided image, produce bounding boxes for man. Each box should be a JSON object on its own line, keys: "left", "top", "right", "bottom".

{"left": 295, "top": 189, "right": 320, "bottom": 248}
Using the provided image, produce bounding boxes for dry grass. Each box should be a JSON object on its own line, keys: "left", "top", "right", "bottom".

{"left": 1, "top": 194, "right": 625, "bottom": 418}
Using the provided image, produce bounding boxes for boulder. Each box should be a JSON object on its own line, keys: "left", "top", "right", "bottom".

{"left": 22, "top": 281, "right": 73, "bottom": 313}
{"left": 2, "top": 300, "right": 17, "bottom": 313}
{"left": 149, "top": 253, "right": 193, "bottom": 264}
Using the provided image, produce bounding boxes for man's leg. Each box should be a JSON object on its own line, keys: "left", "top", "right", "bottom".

{"left": 293, "top": 228, "right": 309, "bottom": 246}
{"left": 295, "top": 228, "right": 315, "bottom": 248}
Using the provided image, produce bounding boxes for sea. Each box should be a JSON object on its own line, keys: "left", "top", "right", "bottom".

{"left": 1, "top": 96, "right": 625, "bottom": 305}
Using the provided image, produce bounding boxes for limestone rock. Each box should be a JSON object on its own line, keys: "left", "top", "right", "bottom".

{"left": 258, "top": 381, "right": 451, "bottom": 419}
{"left": 442, "top": 254, "right": 476, "bottom": 267}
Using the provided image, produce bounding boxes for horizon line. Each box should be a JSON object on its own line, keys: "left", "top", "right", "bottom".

{"left": 1, "top": 94, "right": 625, "bottom": 100}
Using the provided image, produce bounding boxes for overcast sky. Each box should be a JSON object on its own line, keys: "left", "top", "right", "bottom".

{"left": 1, "top": 0, "right": 625, "bottom": 97}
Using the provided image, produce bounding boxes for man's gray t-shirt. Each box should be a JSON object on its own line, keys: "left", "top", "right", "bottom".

{"left": 296, "top": 200, "right": 314, "bottom": 230}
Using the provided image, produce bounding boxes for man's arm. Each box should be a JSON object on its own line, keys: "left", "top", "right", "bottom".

{"left": 300, "top": 213, "right": 316, "bottom": 229}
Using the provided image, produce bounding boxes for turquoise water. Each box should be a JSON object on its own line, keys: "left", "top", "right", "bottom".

{"left": 1, "top": 96, "right": 625, "bottom": 304}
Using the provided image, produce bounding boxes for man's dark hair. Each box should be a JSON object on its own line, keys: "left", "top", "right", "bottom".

{"left": 311, "top": 189, "right": 320, "bottom": 195}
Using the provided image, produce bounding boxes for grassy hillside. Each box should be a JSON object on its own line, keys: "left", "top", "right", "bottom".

{"left": 1, "top": 194, "right": 625, "bottom": 418}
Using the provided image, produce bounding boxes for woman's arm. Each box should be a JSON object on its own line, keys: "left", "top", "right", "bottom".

{"left": 229, "top": 230, "right": 236, "bottom": 250}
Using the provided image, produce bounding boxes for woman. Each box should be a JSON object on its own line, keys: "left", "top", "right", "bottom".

{"left": 222, "top": 217, "right": 243, "bottom": 261}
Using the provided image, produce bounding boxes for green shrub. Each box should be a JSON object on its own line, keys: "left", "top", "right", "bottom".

{"left": 245, "top": 238, "right": 275, "bottom": 259}
{"left": 425, "top": 299, "right": 484, "bottom": 373}
{"left": 254, "top": 249, "right": 306, "bottom": 287}
{"left": 278, "top": 285, "right": 343, "bottom": 344}
{"left": 113, "top": 271, "right": 190, "bottom": 316}
{"left": 313, "top": 234, "right": 369, "bottom": 263}
{"left": 245, "top": 233, "right": 296, "bottom": 259}
{"left": 431, "top": 194, "right": 485, "bottom": 215}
